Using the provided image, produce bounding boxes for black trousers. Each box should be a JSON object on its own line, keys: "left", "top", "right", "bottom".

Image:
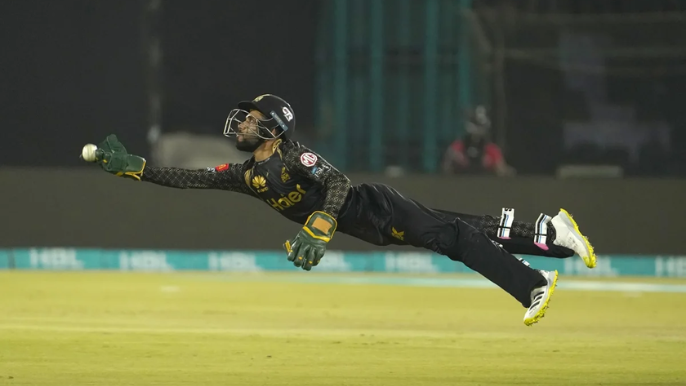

{"left": 436, "top": 211, "right": 574, "bottom": 258}
{"left": 337, "top": 183, "right": 547, "bottom": 307}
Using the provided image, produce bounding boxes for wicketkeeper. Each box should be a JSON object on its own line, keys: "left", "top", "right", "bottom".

{"left": 82, "top": 94, "right": 596, "bottom": 326}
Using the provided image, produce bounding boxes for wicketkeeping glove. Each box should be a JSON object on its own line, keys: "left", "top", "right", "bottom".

{"left": 284, "top": 211, "right": 337, "bottom": 271}
{"left": 85, "top": 134, "right": 147, "bottom": 181}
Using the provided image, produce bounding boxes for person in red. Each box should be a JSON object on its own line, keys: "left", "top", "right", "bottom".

{"left": 442, "top": 106, "right": 516, "bottom": 176}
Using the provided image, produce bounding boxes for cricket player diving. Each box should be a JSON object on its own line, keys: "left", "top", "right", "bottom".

{"left": 81, "top": 94, "right": 596, "bottom": 326}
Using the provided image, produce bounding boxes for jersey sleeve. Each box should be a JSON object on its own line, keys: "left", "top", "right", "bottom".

{"left": 140, "top": 162, "right": 255, "bottom": 196}
{"left": 282, "top": 142, "right": 351, "bottom": 219}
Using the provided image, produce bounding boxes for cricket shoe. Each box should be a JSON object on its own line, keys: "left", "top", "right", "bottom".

{"left": 551, "top": 208, "right": 596, "bottom": 268}
{"left": 523, "top": 270, "right": 558, "bottom": 326}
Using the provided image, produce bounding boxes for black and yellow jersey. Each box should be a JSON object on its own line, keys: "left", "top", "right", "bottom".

{"left": 140, "top": 139, "right": 353, "bottom": 224}
{"left": 138, "top": 138, "right": 575, "bottom": 261}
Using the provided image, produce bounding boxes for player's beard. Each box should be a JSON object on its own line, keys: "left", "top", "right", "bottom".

{"left": 235, "top": 135, "right": 264, "bottom": 153}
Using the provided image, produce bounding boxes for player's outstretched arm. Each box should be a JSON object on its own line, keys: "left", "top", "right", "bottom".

{"left": 281, "top": 142, "right": 352, "bottom": 271}
{"left": 81, "top": 134, "right": 254, "bottom": 196}
{"left": 141, "top": 165, "right": 252, "bottom": 194}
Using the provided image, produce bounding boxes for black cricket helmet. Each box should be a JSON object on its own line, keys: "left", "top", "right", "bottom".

{"left": 223, "top": 94, "right": 296, "bottom": 140}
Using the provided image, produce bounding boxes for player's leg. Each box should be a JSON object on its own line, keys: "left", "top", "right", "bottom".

{"left": 346, "top": 183, "right": 557, "bottom": 325}
{"left": 433, "top": 209, "right": 572, "bottom": 257}
{"left": 436, "top": 208, "right": 596, "bottom": 268}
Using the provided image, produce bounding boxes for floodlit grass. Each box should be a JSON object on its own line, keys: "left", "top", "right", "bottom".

{"left": 1, "top": 271, "right": 685, "bottom": 385}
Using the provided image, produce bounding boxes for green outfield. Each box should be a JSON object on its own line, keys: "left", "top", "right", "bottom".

{"left": 1, "top": 271, "right": 685, "bottom": 385}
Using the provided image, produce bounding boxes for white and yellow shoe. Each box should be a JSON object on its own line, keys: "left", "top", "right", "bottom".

{"left": 523, "top": 270, "right": 558, "bottom": 326}
{"left": 552, "top": 208, "right": 596, "bottom": 268}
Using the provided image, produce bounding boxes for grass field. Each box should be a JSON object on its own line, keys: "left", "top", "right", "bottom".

{"left": 1, "top": 271, "right": 685, "bottom": 385}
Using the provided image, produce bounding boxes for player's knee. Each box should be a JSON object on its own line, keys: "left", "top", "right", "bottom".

{"left": 431, "top": 222, "right": 462, "bottom": 260}
{"left": 433, "top": 221, "right": 496, "bottom": 261}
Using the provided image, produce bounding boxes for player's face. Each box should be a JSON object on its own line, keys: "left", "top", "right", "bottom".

{"left": 235, "top": 110, "right": 267, "bottom": 152}
{"left": 236, "top": 110, "right": 263, "bottom": 138}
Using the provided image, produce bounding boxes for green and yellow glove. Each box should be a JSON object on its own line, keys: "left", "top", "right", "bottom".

{"left": 84, "top": 134, "right": 146, "bottom": 181}
{"left": 284, "top": 211, "right": 337, "bottom": 271}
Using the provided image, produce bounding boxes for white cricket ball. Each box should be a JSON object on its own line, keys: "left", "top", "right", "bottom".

{"left": 81, "top": 144, "right": 98, "bottom": 162}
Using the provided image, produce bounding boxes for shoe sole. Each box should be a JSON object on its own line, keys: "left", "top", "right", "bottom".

{"left": 559, "top": 208, "right": 596, "bottom": 268}
{"left": 524, "top": 270, "right": 558, "bottom": 326}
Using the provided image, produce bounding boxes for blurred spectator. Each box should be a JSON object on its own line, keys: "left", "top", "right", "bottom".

{"left": 442, "top": 106, "right": 516, "bottom": 176}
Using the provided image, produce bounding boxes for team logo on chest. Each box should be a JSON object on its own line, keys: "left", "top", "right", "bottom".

{"left": 281, "top": 166, "right": 290, "bottom": 183}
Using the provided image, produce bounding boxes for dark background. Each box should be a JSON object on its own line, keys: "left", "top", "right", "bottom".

{"left": 2, "top": 0, "right": 685, "bottom": 176}
{"left": 1, "top": 0, "right": 684, "bottom": 255}
{"left": 0, "top": 0, "right": 318, "bottom": 165}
